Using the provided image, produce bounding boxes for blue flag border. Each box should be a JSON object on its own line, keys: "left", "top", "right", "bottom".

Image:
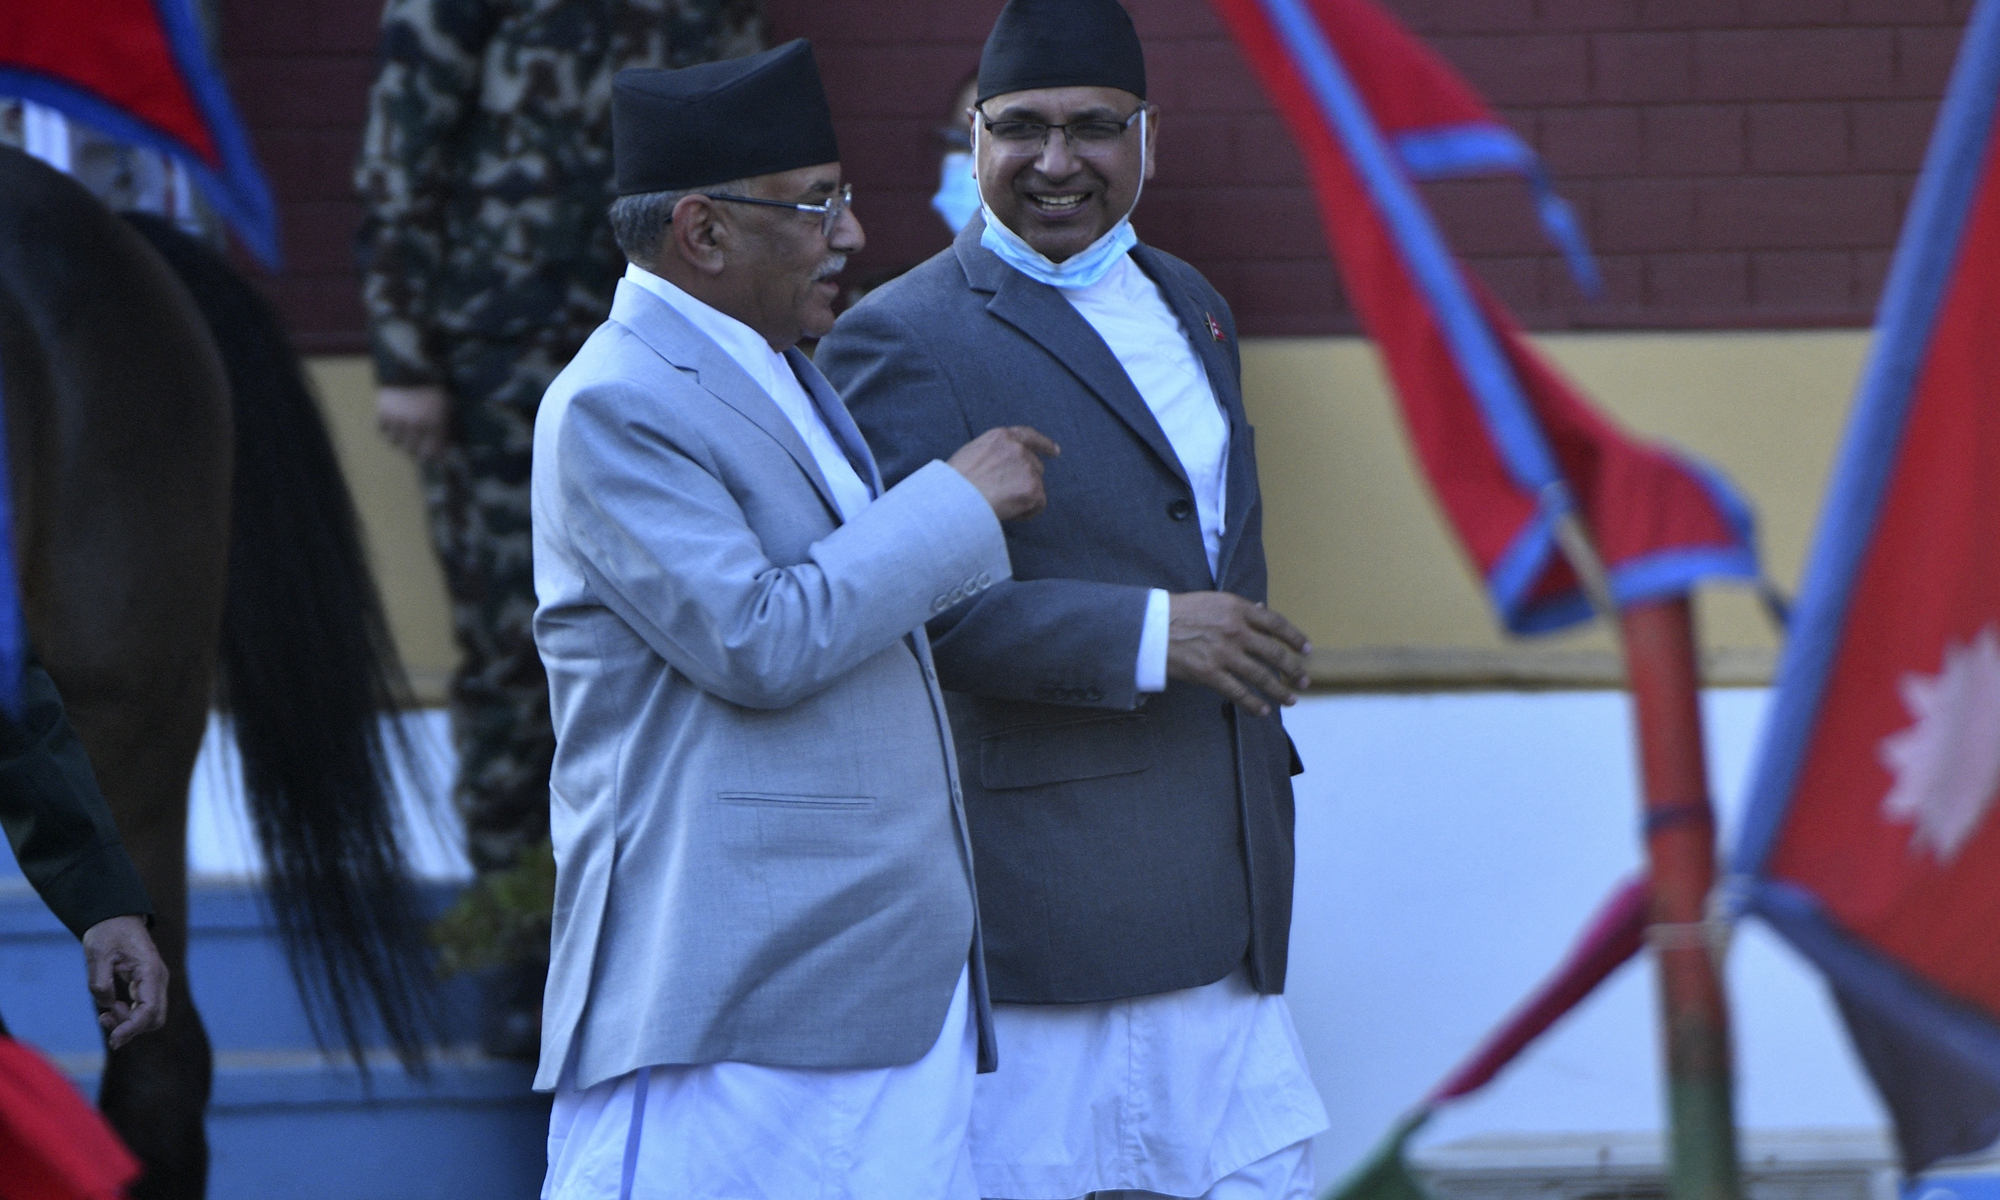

{"left": 1750, "top": 881, "right": 2000, "bottom": 1084}
{"left": 0, "top": 0, "right": 280, "bottom": 268}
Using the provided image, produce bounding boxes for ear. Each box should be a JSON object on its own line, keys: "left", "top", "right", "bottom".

{"left": 1142, "top": 105, "right": 1159, "bottom": 182}
{"left": 667, "top": 193, "right": 729, "bottom": 277}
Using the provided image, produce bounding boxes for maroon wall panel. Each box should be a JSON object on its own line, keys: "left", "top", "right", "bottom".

{"left": 218, "top": 0, "right": 379, "bottom": 352}
{"left": 220, "top": 0, "right": 1972, "bottom": 353}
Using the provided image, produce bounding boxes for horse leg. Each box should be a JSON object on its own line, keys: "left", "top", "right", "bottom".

{"left": 61, "top": 665, "right": 216, "bottom": 1200}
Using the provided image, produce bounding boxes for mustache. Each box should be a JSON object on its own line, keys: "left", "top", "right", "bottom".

{"left": 812, "top": 255, "right": 848, "bottom": 282}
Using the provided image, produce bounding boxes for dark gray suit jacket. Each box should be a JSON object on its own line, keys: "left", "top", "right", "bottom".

{"left": 818, "top": 218, "right": 1300, "bottom": 1006}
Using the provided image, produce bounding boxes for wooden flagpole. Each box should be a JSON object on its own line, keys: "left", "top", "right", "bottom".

{"left": 1553, "top": 507, "right": 1743, "bottom": 1200}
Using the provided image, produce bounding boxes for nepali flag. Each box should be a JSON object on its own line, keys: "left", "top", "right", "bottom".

{"left": 1733, "top": 0, "right": 2000, "bottom": 1173}
{"left": 0, "top": 0, "right": 278, "bottom": 266}
{"left": 1207, "top": 0, "right": 1759, "bottom": 633}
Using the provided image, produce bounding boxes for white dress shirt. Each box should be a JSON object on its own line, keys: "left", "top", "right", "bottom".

{"left": 1061, "top": 254, "right": 1230, "bottom": 693}
{"left": 624, "top": 263, "right": 874, "bottom": 521}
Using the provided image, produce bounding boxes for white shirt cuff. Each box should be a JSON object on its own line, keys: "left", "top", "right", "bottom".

{"left": 1135, "top": 588, "right": 1170, "bottom": 694}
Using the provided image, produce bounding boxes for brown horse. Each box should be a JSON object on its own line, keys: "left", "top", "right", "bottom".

{"left": 0, "top": 148, "right": 438, "bottom": 1198}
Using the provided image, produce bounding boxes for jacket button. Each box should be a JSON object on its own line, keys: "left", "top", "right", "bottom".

{"left": 1167, "top": 498, "right": 1194, "bottom": 521}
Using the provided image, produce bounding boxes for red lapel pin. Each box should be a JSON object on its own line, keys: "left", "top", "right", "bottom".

{"left": 1204, "top": 312, "right": 1227, "bottom": 342}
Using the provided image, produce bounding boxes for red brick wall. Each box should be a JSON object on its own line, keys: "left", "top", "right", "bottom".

{"left": 218, "top": 0, "right": 1972, "bottom": 352}
{"left": 219, "top": 0, "right": 379, "bottom": 353}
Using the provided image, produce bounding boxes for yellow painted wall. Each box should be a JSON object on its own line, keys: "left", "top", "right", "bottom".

{"left": 1242, "top": 331, "right": 1868, "bottom": 687}
{"left": 305, "top": 357, "right": 455, "bottom": 703}
{"left": 307, "top": 328, "right": 1869, "bottom": 697}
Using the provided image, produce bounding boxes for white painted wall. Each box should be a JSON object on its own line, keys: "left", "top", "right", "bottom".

{"left": 1281, "top": 690, "right": 1884, "bottom": 1188}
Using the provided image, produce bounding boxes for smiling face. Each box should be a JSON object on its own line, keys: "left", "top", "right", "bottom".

{"left": 973, "top": 85, "right": 1156, "bottom": 263}
{"left": 729, "top": 162, "right": 864, "bottom": 347}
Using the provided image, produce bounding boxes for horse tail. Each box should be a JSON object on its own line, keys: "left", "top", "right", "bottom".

{"left": 123, "top": 214, "right": 439, "bottom": 1075}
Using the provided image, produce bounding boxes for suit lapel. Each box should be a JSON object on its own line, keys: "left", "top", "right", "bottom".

{"left": 787, "top": 348, "right": 883, "bottom": 498}
{"left": 610, "top": 281, "right": 844, "bottom": 520}
{"left": 959, "top": 221, "right": 1190, "bottom": 488}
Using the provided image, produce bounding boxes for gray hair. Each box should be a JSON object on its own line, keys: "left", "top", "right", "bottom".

{"left": 609, "top": 180, "right": 750, "bottom": 264}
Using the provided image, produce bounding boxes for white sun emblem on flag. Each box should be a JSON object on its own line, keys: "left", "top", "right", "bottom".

{"left": 1879, "top": 625, "right": 2000, "bottom": 863}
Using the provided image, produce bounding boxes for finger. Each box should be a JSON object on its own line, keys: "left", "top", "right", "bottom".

{"left": 1228, "top": 650, "right": 1297, "bottom": 709}
{"left": 1244, "top": 604, "right": 1310, "bottom": 651}
{"left": 1196, "top": 659, "right": 1272, "bottom": 717}
{"left": 1243, "top": 632, "right": 1308, "bottom": 684}
{"left": 109, "top": 972, "right": 165, "bottom": 1049}
{"left": 86, "top": 948, "right": 116, "bottom": 1010}
{"left": 105, "top": 1005, "right": 142, "bottom": 1050}
{"left": 1009, "top": 427, "right": 1061, "bottom": 458}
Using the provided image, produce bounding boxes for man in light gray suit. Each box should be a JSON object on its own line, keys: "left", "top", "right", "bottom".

{"left": 818, "top": 2, "right": 1328, "bottom": 1197}
{"left": 529, "top": 41, "right": 1056, "bottom": 1200}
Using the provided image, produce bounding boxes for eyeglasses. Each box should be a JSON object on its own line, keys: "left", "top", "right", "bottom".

{"left": 702, "top": 184, "right": 853, "bottom": 238}
{"left": 978, "top": 108, "right": 1143, "bottom": 158}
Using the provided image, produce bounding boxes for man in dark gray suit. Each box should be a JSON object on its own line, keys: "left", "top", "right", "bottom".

{"left": 817, "top": 1, "right": 1328, "bottom": 1196}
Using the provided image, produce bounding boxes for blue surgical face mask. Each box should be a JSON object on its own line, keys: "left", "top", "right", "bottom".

{"left": 975, "top": 110, "right": 1147, "bottom": 290}
{"left": 932, "top": 151, "right": 982, "bottom": 233}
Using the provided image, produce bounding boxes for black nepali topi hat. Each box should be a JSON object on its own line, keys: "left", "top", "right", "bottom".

{"left": 977, "top": 0, "right": 1147, "bottom": 106}
{"left": 613, "top": 39, "right": 841, "bottom": 195}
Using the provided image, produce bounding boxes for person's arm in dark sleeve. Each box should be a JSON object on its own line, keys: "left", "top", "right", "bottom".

{"left": 822, "top": 302, "right": 1152, "bottom": 711}
{"left": 0, "top": 663, "right": 152, "bottom": 939}
{"left": 0, "top": 663, "right": 169, "bottom": 1047}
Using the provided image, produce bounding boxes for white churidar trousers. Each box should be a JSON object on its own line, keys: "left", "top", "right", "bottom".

{"left": 542, "top": 965, "right": 978, "bottom": 1200}
{"left": 970, "top": 971, "right": 1328, "bottom": 1200}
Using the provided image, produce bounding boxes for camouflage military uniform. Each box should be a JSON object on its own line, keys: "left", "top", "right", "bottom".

{"left": 355, "top": 0, "right": 763, "bottom": 877}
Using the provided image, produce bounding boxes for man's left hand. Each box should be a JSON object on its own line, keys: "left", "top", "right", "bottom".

{"left": 1166, "top": 593, "right": 1313, "bottom": 717}
{"left": 81, "top": 915, "right": 169, "bottom": 1050}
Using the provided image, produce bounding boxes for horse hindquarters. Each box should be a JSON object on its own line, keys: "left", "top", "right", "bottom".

{"left": 0, "top": 148, "right": 230, "bottom": 1200}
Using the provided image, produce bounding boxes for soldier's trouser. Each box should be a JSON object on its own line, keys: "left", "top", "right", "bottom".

{"left": 427, "top": 335, "right": 568, "bottom": 879}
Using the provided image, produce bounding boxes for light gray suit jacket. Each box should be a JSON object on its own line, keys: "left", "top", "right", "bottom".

{"left": 530, "top": 280, "right": 1009, "bottom": 1092}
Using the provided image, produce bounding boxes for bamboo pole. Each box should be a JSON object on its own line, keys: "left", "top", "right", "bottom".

{"left": 1619, "top": 597, "right": 1742, "bottom": 1200}
{"left": 1549, "top": 498, "right": 1741, "bottom": 1200}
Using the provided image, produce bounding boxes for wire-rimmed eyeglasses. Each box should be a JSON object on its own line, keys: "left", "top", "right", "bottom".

{"left": 977, "top": 108, "right": 1143, "bottom": 158}
{"left": 702, "top": 184, "right": 853, "bottom": 238}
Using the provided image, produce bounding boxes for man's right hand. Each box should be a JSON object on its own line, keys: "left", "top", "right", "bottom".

{"left": 81, "top": 915, "right": 169, "bottom": 1051}
{"left": 377, "top": 385, "right": 450, "bottom": 464}
{"left": 947, "top": 426, "right": 1060, "bottom": 521}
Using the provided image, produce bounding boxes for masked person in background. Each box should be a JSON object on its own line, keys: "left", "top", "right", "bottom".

{"left": 932, "top": 70, "right": 982, "bottom": 234}
{"left": 817, "top": 1, "right": 1330, "bottom": 1197}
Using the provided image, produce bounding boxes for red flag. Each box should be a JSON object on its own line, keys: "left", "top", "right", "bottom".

{"left": 1208, "top": 0, "right": 1758, "bottom": 633}
{"left": 0, "top": 1038, "right": 140, "bottom": 1200}
{"left": 0, "top": 0, "right": 278, "bottom": 265}
{"left": 1736, "top": 0, "right": 2000, "bottom": 1171}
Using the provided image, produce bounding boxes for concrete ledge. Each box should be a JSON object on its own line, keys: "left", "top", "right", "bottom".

{"left": 1306, "top": 646, "right": 1779, "bottom": 691}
